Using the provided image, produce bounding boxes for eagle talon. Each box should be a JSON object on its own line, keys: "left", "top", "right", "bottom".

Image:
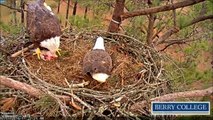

{"left": 56, "top": 49, "right": 61, "bottom": 56}
{"left": 33, "top": 48, "right": 41, "bottom": 60}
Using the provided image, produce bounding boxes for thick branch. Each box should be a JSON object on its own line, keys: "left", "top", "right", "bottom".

{"left": 11, "top": 44, "right": 34, "bottom": 58}
{"left": 0, "top": 76, "right": 42, "bottom": 98}
{"left": 0, "top": 76, "right": 70, "bottom": 101}
{"left": 122, "top": 0, "right": 205, "bottom": 20}
{"left": 0, "top": 76, "right": 93, "bottom": 110}
{"left": 158, "top": 38, "right": 196, "bottom": 52}
{"left": 155, "top": 15, "right": 213, "bottom": 45}
{"left": 183, "top": 14, "right": 213, "bottom": 28}
{"left": 154, "top": 27, "right": 179, "bottom": 45}
{"left": 130, "top": 87, "right": 213, "bottom": 114}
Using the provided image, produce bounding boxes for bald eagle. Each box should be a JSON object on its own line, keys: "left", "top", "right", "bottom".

{"left": 83, "top": 37, "right": 112, "bottom": 83}
{"left": 27, "top": 0, "right": 61, "bottom": 61}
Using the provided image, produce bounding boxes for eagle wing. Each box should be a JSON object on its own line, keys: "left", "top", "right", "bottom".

{"left": 27, "top": 1, "right": 61, "bottom": 44}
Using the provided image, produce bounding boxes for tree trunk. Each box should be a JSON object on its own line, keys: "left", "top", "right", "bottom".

{"left": 84, "top": 6, "right": 88, "bottom": 19}
{"left": 57, "top": 0, "right": 61, "bottom": 14}
{"left": 20, "top": 0, "right": 24, "bottom": 24}
{"left": 146, "top": 0, "right": 155, "bottom": 46}
{"left": 11, "top": 0, "right": 17, "bottom": 25}
{"left": 65, "top": 0, "right": 71, "bottom": 27}
{"left": 146, "top": 14, "right": 155, "bottom": 46}
{"left": 72, "top": 0, "right": 78, "bottom": 16}
{"left": 108, "top": 0, "right": 125, "bottom": 33}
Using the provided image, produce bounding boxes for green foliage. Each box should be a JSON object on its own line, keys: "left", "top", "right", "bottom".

{"left": 93, "top": 2, "right": 111, "bottom": 16}
{"left": 77, "top": 0, "right": 113, "bottom": 15}
{"left": 177, "top": 15, "right": 191, "bottom": 29}
{"left": 69, "top": 15, "right": 102, "bottom": 30}
{"left": 183, "top": 40, "right": 212, "bottom": 84}
{"left": 152, "top": 0, "right": 161, "bottom": 6}
{"left": 35, "top": 95, "right": 60, "bottom": 117}
{"left": 184, "top": 40, "right": 211, "bottom": 54}
{"left": 125, "top": 0, "right": 147, "bottom": 11}
{"left": 77, "top": 0, "right": 94, "bottom": 7}
{"left": 0, "top": 21, "right": 22, "bottom": 35}
{"left": 124, "top": 16, "right": 146, "bottom": 42}
{"left": 207, "top": 0, "right": 213, "bottom": 15}
{"left": 168, "top": 40, "right": 212, "bottom": 88}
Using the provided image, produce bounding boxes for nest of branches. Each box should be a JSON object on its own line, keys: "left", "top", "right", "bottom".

{"left": 0, "top": 30, "right": 172, "bottom": 119}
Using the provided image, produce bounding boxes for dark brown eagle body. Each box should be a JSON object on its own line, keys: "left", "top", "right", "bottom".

{"left": 27, "top": 0, "right": 61, "bottom": 47}
{"left": 83, "top": 37, "right": 112, "bottom": 82}
{"left": 83, "top": 49, "right": 112, "bottom": 75}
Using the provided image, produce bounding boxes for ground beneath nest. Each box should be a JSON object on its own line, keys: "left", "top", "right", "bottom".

{"left": 25, "top": 38, "right": 144, "bottom": 91}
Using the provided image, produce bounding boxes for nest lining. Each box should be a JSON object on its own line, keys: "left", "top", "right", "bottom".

{"left": 1, "top": 31, "right": 172, "bottom": 118}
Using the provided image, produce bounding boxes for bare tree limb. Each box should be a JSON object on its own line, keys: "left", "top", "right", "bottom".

{"left": 130, "top": 87, "right": 213, "bottom": 114}
{"left": 11, "top": 44, "right": 34, "bottom": 58}
{"left": 155, "top": 15, "right": 213, "bottom": 45}
{"left": 171, "top": 0, "right": 177, "bottom": 27}
{"left": 122, "top": 0, "right": 205, "bottom": 20}
{"left": 0, "top": 3, "right": 27, "bottom": 12}
{"left": 146, "top": 1, "right": 156, "bottom": 46}
{"left": 0, "top": 76, "right": 70, "bottom": 101}
{"left": 0, "top": 76, "right": 94, "bottom": 110}
{"left": 0, "top": 76, "right": 42, "bottom": 98}
{"left": 183, "top": 14, "right": 213, "bottom": 28}
{"left": 158, "top": 39, "right": 191, "bottom": 52}
{"left": 146, "top": 14, "right": 156, "bottom": 46}
{"left": 154, "top": 27, "right": 179, "bottom": 45}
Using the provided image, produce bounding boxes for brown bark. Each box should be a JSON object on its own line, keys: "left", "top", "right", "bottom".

{"left": 72, "top": 0, "right": 78, "bottom": 16}
{"left": 146, "top": 1, "right": 156, "bottom": 46}
{"left": 0, "top": 76, "right": 70, "bottom": 100}
{"left": 65, "top": 0, "right": 71, "bottom": 27}
{"left": 20, "top": 0, "right": 25, "bottom": 24}
{"left": 11, "top": 44, "right": 34, "bottom": 58}
{"left": 130, "top": 87, "right": 213, "bottom": 114}
{"left": 11, "top": 0, "right": 17, "bottom": 25}
{"left": 84, "top": 6, "right": 88, "bottom": 19}
{"left": 154, "top": 27, "right": 179, "bottom": 45}
{"left": 57, "top": 0, "right": 61, "bottom": 13}
{"left": 184, "top": 14, "right": 213, "bottom": 28}
{"left": 0, "top": 76, "right": 42, "bottom": 98}
{"left": 171, "top": 0, "right": 177, "bottom": 27}
{"left": 108, "top": 0, "right": 125, "bottom": 33}
{"left": 0, "top": 76, "right": 94, "bottom": 110}
{"left": 122, "top": 0, "right": 205, "bottom": 20}
{"left": 155, "top": 15, "right": 213, "bottom": 45}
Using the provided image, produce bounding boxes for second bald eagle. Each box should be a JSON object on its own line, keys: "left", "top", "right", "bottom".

{"left": 27, "top": 0, "right": 61, "bottom": 61}
{"left": 83, "top": 37, "right": 112, "bottom": 83}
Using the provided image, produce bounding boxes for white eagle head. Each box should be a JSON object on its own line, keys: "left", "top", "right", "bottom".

{"left": 93, "top": 37, "right": 105, "bottom": 50}
{"left": 40, "top": 36, "right": 60, "bottom": 61}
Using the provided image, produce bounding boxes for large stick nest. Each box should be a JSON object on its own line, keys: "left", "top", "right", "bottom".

{"left": 0, "top": 30, "right": 172, "bottom": 119}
